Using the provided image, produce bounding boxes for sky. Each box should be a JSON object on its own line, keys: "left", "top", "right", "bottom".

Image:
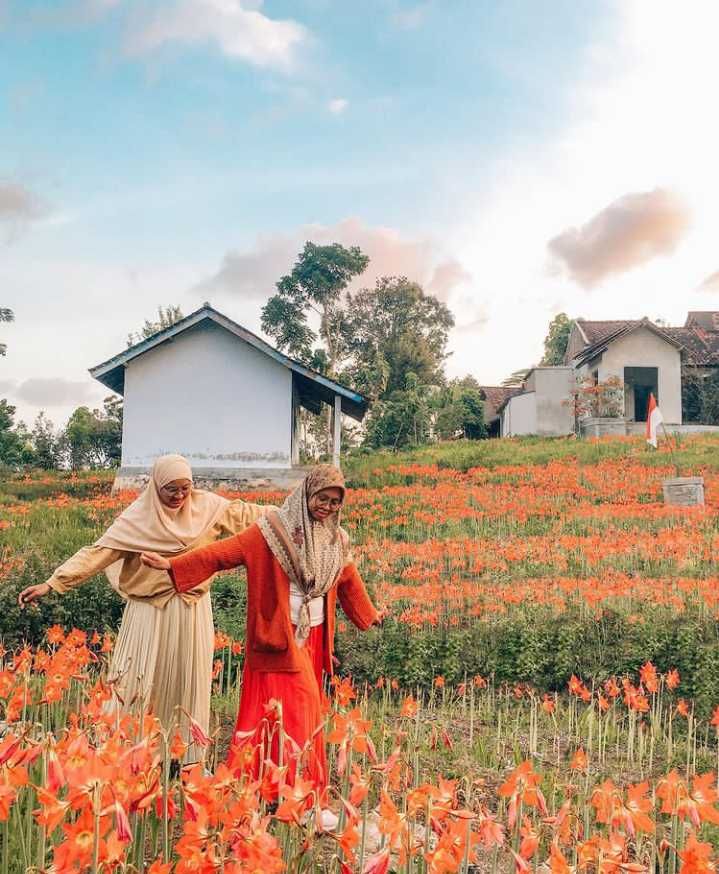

{"left": 2, "top": 0, "right": 719, "bottom": 429}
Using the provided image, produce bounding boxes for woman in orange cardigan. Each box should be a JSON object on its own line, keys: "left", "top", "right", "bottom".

{"left": 140, "top": 465, "right": 380, "bottom": 808}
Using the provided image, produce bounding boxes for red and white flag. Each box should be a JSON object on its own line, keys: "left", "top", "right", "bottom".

{"left": 646, "top": 392, "right": 663, "bottom": 448}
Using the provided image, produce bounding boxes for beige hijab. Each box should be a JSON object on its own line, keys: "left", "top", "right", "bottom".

{"left": 257, "top": 464, "right": 349, "bottom": 642}
{"left": 98, "top": 455, "right": 229, "bottom": 593}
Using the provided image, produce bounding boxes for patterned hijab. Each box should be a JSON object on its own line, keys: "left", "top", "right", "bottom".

{"left": 257, "top": 464, "right": 349, "bottom": 642}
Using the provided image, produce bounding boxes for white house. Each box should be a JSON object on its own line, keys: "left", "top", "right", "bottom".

{"left": 498, "top": 367, "right": 575, "bottom": 437}
{"left": 566, "top": 318, "right": 683, "bottom": 424}
{"left": 497, "top": 313, "right": 719, "bottom": 437}
{"left": 90, "top": 303, "right": 368, "bottom": 489}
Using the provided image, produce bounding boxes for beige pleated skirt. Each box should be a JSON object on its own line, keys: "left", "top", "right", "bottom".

{"left": 104, "top": 592, "right": 214, "bottom": 764}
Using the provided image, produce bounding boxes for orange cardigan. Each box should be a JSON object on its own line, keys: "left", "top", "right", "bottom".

{"left": 169, "top": 524, "right": 380, "bottom": 675}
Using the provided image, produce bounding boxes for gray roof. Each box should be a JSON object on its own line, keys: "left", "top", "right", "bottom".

{"left": 89, "top": 303, "right": 369, "bottom": 421}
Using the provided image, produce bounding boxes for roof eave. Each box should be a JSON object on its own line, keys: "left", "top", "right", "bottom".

{"left": 88, "top": 305, "right": 369, "bottom": 415}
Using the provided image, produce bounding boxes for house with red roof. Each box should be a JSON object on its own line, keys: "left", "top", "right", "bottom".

{"left": 497, "top": 312, "right": 719, "bottom": 436}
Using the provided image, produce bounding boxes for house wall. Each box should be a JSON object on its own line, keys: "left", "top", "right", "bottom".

{"left": 501, "top": 392, "right": 537, "bottom": 436}
{"left": 597, "top": 327, "right": 682, "bottom": 424}
{"left": 532, "top": 367, "right": 575, "bottom": 435}
{"left": 121, "top": 321, "right": 293, "bottom": 469}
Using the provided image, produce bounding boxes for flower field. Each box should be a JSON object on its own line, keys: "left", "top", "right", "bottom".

{"left": 3, "top": 435, "right": 719, "bottom": 871}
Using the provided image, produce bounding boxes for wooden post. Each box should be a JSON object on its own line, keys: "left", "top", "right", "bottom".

{"left": 290, "top": 378, "right": 301, "bottom": 467}
{"left": 332, "top": 394, "right": 341, "bottom": 468}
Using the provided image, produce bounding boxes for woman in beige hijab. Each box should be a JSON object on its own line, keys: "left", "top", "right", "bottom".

{"left": 18, "top": 454, "right": 268, "bottom": 763}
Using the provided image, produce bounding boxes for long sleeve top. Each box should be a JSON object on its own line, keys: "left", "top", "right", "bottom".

{"left": 169, "top": 524, "right": 379, "bottom": 674}
{"left": 46, "top": 499, "right": 269, "bottom": 608}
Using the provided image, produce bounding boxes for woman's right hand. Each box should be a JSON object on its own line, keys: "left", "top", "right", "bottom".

{"left": 141, "top": 551, "right": 172, "bottom": 571}
{"left": 18, "top": 583, "right": 51, "bottom": 608}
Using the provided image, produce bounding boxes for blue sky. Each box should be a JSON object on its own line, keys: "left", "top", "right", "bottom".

{"left": 2, "top": 0, "right": 718, "bottom": 427}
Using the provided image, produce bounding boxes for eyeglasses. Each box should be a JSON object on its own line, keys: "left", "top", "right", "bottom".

{"left": 313, "top": 495, "right": 343, "bottom": 510}
{"left": 161, "top": 485, "right": 192, "bottom": 497}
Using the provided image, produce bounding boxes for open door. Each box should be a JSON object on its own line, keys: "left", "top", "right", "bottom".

{"left": 624, "top": 367, "right": 658, "bottom": 422}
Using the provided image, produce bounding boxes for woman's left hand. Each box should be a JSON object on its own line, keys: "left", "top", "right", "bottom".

{"left": 140, "top": 551, "right": 171, "bottom": 571}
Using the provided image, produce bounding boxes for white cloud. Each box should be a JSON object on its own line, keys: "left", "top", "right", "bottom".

{"left": 548, "top": 188, "right": 690, "bottom": 288}
{"left": 446, "top": 0, "right": 719, "bottom": 384}
{"left": 0, "top": 182, "right": 48, "bottom": 242}
{"left": 14, "top": 378, "right": 101, "bottom": 407}
{"left": 327, "top": 97, "right": 348, "bottom": 115}
{"left": 198, "top": 216, "right": 473, "bottom": 305}
{"left": 391, "top": 3, "right": 430, "bottom": 30}
{"left": 124, "top": 0, "right": 309, "bottom": 73}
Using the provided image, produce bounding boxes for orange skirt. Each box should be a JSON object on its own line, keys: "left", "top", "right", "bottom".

{"left": 229, "top": 624, "right": 327, "bottom": 796}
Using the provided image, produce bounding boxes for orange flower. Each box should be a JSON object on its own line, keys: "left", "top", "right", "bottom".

{"left": 570, "top": 748, "right": 588, "bottom": 772}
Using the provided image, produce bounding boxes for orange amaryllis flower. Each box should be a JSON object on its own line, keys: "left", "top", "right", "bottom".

{"left": 498, "top": 761, "right": 547, "bottom": 828}
{"left": 676, "top": 698, "right": 691, "bottom": 718}
{"left": 678, "top": 832, "right": 717, "bottom": 873}
{"left": 274, "top": 778, "right": 316, "bottom": 825}
{"left": 33, "top": 787, "right": 70, "bottom": 832}
{"left": 548, "top": 842, "right": 572, "bottom": 874}
{"left": 570, "top": 748, "right": 588, "bottom": 772}
{"left": 665, "top": 668, "right": 681, "bottom": 690}
{"left": 639, "top": 661, "right": 659, "bottom": 694}
{"left": 400, "top": 696, "right": 419, "bottom": 718}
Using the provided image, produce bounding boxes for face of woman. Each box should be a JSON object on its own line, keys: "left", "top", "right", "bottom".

{"left": 307, "top": 486, "right": 344, "bottom": 522}
{"left": 158, "top": 478, "right": 192, "bottom": 509}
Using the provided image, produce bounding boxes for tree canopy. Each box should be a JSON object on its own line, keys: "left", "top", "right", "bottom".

{"left": 343, "top": 276, "right": 455, "bottom": 399}
{"left": 540, "top": 313, "right": 572, "bottom": 366}
{"left": 261, "top": 242, "right": 369, "bottom": 375}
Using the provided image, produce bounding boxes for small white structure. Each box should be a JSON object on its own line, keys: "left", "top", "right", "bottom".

{"left": 499, "top": 367, "right": 575, "bottom": 437}
{"left": 90, "top": 303, "right": 368, "bottom": 489}
{"left": 567, "top": 318, "right": 683, "bottom": 424}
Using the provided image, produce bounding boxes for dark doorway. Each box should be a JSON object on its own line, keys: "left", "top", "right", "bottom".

{"left": 634, "top": 385, "right": 652, "bottom": 421}
{"left": 624, "top": 366, "right": 658, "bottom": 422}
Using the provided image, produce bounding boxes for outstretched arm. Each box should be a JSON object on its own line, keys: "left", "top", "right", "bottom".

{"left": 219, "top": 499, "right": 273, "bottom": 535}
{"left": 336, "top": 563, "right": 382, "bottom": 631}
{"left": 19, "top": 545, "right": 123, "bottom": 607}
{"left": 143, "top": 533, "right": 247, "bottom": 594}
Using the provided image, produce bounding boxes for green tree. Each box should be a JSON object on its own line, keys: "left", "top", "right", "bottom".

{"left": 64, "top": 397, "right": 123, "bottom": 469}
{"left": 363, "top": 373, "right": 433, "bottom": 450}
{"left": 261, "top": 242, "right": 369, "bottom": 374}
{"left": 0, "top": 307, "right": 14, "bottom": 357}
{"left": 540, "top": 313, "right": 572, "bottom": 366}
{"left": 342, "top": 276, "right": 455, "bottom": 399}
{"left": 31, "top": 412, "right": 61, "bottom": 469}
{"left": 127, "top": 305, "right": 184, "bottom": 347}
{"left": 434, "top": 376, "right": 487, "bottom": 440}
{"left": 0, "top": 399, "right": 33, "bottom": 466}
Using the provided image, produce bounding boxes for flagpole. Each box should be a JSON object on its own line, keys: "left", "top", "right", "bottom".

{"left": 660, "top": 421, "right": 679, "bottom": 477}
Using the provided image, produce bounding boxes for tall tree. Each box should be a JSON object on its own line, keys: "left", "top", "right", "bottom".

{"left": 127, "top": 305, "right": 184, "bottom": 347}
{"left": 64, "top": 397, "right": 123, "bottom": 469}
{"left": 363, "top": 372, "right": 434, "bottom": 450}
{"left": 0, "top": 399, "right": 33, "bottom": 466}
{"left": 31, "top": 412, "right": 61, "bottom": 469}
{"left": 342, "top": 276, "right": 455, "bottom": 399}
{"left": 540, "top": 313, "right": 572, "bottom": 366}
{"left": 261, "top": 242, "right": 369, "bottom": 375}
{"left": 0, "top": 307, "right": 14, "bottom": 357}
{"left": 434, "top": 376, "right": 487, "bottom": 440}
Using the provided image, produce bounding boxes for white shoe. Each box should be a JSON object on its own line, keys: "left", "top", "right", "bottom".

{"left": 319, "top": 808, "right": 339, "bottom": 831}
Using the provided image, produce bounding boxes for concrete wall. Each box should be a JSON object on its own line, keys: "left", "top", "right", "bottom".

{"left": 121, "top": 321, "right": 293, "bottom": 470}
{"left": 502, "top": 369, "right": 574, "bottom": 437}
{"left": 598, "top": 327, "right": 682, "bottom": 424}
{"left": 532, "top": 367, "right": 575, "bottom": 435}
{"left": 501, "top": 392, "right": 537, "bottom": 436}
